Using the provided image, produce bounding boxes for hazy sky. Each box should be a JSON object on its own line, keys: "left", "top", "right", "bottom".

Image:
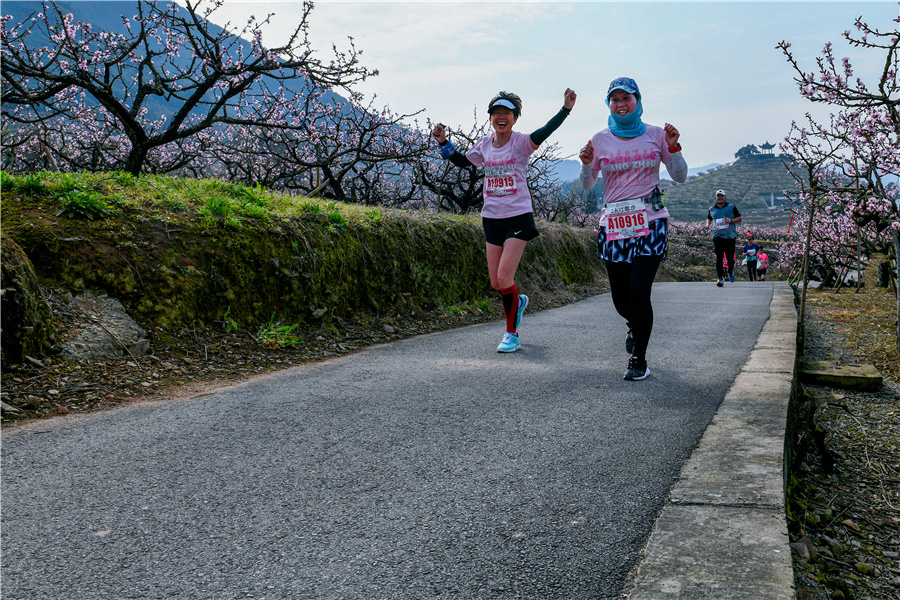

{"left": 200, "top": 1, "right": 898, "bottom": 168}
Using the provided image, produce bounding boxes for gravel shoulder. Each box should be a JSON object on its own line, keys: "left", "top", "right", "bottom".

{"left": 789, "top": 264, "right": 900, "bottom": 600}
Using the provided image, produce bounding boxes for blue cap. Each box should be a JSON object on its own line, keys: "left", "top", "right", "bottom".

{"left": 607, "top": 77, "right": 640, "bottom": 99}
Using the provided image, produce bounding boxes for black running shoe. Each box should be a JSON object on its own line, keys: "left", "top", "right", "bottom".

{"left": 623, "top": 357, "right": 650, "bottom": 381}
{"left": 625, "top": 328, "right": 634, "bottom": 354}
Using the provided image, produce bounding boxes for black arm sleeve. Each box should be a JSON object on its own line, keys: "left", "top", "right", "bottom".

{"left": 530, "top": 107, "right": 571, "bottom": 146}
{"left": 448, "top": 151, "right": 475, "bottom": 168}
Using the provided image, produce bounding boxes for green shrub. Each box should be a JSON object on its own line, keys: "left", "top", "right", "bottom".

{"left": 113, "top": 172, "right": 135, "bottom": 187}
{"left": 241, "top": 203, "right": 268, "bottom": 220}
{"left": 257, "top": 314, "right": 301, "bottom": 346}
{"left": 236, "top": 182, "right": 268, "bottom": 207}
{"left": 200, "top": 196, "right": 232, "bottom": 217}
{"left": 56, "top": 173, "right": 82, "bottom": 194}
{"left": 327, "top": 209, "right": 348, "bottom": 229}
{"left": 56, "top": 189, "right": 113, "bottom": 220}
{"left": 222, "top": 307, "right": 238, "bottom": 333}
{"left": 298, "top": 201, "right": 321, "bottom": 214}
{"left": 14, "top": 173, "right": 47, "bottom": 196}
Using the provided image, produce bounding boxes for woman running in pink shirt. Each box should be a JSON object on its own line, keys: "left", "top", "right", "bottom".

{"left": 433, "top": 88, "right": 577, "bottom": 353}
{"left": 579, "top": 77, "right": 688, "bottom": 380}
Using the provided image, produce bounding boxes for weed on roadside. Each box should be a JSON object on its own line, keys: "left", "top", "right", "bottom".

{"left": 257, "top": 315, "right": 302, "bottom": 347}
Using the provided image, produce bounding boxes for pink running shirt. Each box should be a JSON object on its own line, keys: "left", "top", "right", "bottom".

{"left": 466, "top": 131, "right": 536, "bottom": 219}
{"left": 589, "top": 124, "right": 673, "bottom": 224}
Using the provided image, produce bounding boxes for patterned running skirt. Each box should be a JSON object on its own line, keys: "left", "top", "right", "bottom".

{"left": 597, "top": 218, "right": 668, "bottom": 263}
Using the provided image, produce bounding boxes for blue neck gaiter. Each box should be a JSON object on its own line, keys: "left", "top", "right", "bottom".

{"left": 606, "top": 98, "right": 646, "bottom": 138}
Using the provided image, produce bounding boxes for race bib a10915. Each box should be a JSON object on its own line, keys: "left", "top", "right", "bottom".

{"left": 484, "top": 161, "right": 517, "bottom": 196}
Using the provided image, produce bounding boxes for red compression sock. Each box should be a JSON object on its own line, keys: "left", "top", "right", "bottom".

{"left": 500, "top": 285, "right": 518, "bottom": 333}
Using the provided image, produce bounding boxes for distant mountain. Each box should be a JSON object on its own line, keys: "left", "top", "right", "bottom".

{"left": 661, "top": 163, "right": 721, "bottom": 180}
{"left": 659, "top": 154, "right": 799, "bottom": 227}
{"left": 550, "top": 160, "right": 585, "bottom": 183}
{"left": 1, "top": 1, "right": 348, "bottom": 121}
{"left": 3, "top": 1, "right": 183, "bottom": 120}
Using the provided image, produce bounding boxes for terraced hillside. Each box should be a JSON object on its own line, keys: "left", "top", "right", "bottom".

{"left": 660, "top": 154, "right": 799, "bottom": 227}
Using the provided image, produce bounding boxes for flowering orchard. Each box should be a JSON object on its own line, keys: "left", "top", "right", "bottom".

{"left": 1, "top": 1, "right": 580, "bottom": 219}
{"left": 776, "top": 189, "right": 897, "bottom": 285}
{"left": 777, "top": 11, "right": 899, "bottom": 276}
{"left": 777, "top": 9, "right": 899, "bottom": 349}
{"left": 0, "top": 0, "right": 445, "bottom": 209}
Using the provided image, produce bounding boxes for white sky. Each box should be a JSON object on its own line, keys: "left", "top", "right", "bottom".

{"left": 201, "top": 1, "right": 899, "bottom": 168}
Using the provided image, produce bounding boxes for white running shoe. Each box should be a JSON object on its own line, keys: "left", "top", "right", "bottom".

{"left": 497, "top": 332, "right": 521, "bottom": 353}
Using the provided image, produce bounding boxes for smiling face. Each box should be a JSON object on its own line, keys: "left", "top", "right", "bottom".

{"left": 489, "top": 107, "right": 517, "bottom": 135}
{"left": 715, "top": 193, "right": 727, "bottom": 206}
{"left": 608, "top": 90, "right": 638, "bottom": 117}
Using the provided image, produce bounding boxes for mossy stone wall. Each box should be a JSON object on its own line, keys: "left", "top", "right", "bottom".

{"left": 1, "top": 232, "right": 56, "bottom": 364}
{"left": 2, "top": 195, "right": 603, "bottom": 331}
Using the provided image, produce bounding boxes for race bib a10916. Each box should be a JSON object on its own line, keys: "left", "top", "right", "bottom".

{"left": 605, "top": 198, "right": 649, "bottom": 241}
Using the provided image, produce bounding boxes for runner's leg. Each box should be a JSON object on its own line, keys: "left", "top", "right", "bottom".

{"left": 725, "top": 239, "right": 736, "bottom": 276}
{"left": 713, "top": 238, "right": 726, "bottom": 279}
{"left": 627, "top": 255, "right": 662, "bottom": 360}
{"left": 605, "top": 259, "right": 634, "bottom": 325}
{"left": 487, "top": 239, "right": 527, "bottom": 333}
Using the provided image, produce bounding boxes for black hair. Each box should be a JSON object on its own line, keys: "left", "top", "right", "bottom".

{"left": 487, "top": 91, "right": 522, "bottom": 119}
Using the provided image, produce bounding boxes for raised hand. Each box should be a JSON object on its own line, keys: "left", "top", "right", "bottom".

{"left": 432, "top": 123, "right": 447, "bottom": 144}
{"left": 564, "top": 88, "right": 577, "bottom": 110}
{"left": 664, "top": 123, "right": 680, "bottom": 149}
{"left": 579, "top": 140, "right": 594, "bottom": 165}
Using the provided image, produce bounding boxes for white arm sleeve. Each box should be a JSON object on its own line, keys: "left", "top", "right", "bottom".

{"left": 579, "top": 163, "right": 600, "bottom": 191}
{"left": 665, "top": 151, "right": 688, "bottom": 183}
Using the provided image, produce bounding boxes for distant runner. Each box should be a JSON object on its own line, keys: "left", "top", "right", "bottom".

{"left": 757, "top": 247, "right": 769, "bottom": 281}
{"left": 579, "top": 77, "right": 688, "bottom": 381}
{"left": 433, "top": 88, "right": 577, "bottom": 353}
{"left": 743, "top": 234, "right": 760, "bottom": 281}
{"left": 706, "top": 190, "right": 742, "bottom": 287}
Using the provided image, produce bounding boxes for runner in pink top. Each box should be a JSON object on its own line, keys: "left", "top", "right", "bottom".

{"left": 433, "top": 88, "right": 577, "bottom": 353}
{"left": 578, "top": 77, "right": 688, "bottom": 381}
{"left": 465, "top": 131, "right": 535, "bottom": 219}
{"left": 757, "top": 248, "right": 769, "bottom": 281}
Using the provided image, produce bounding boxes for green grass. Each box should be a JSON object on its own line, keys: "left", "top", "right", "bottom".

{"left": 3, "top": 171, "right": 47, "bottom": 196}
{"left": 0, "top": 170, "right": 484, "bottom": 231}
{"left": 0, "top": 170, "right": 341, "bottom": 224}
{"left": 438, "top": 299, "right": 491, "bottom": 315}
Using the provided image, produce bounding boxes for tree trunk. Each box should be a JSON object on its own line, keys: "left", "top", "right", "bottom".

{"left": 894, "top": 227, "right": 900, "bottom": 359}
{"left": 124, "top": 144, "right": 149, "bottom": 177}
{"left": 797, "top": 203, "right": 817, "bottom": 355}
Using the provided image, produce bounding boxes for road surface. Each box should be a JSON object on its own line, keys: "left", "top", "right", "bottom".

{"left": 2, "top": 282, "right": 774, "bottom": 600}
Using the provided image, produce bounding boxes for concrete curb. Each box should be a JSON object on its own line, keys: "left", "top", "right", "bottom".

{"left": 626, "top": 282, "right": 797, "bottom": 599}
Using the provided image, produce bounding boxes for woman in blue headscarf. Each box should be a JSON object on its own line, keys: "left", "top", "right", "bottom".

{"left": 578, "top": 77, "right": 688, "bottom": 381}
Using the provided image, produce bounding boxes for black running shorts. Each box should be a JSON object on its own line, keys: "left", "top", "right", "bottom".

{"left": 482, "top": 212, "right": 540, "bottom": 247}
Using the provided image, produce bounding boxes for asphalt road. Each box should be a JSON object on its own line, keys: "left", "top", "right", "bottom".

{"left": 1, "top": 282, "right": 775, "bottom": 600}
